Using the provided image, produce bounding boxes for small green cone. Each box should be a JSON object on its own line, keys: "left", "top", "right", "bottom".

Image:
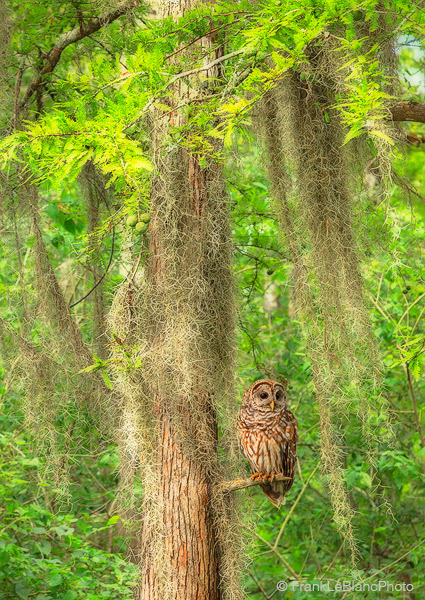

{"left": 135, "top": 221, "right": 148, "bottom": 234}
{"left": 139, "top": 213, "right": 151, "bottom": 223}
{"left": 126, "top": 215, "right": 138, "bottom": 228}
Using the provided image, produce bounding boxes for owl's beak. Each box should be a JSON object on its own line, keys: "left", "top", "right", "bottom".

{"left": 269, "top": 399, "right": 275, "bottom": 410}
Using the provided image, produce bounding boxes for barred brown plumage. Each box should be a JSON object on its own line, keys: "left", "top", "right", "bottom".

{"left": 237, "top": 379, "right": 298, "bottom": 507}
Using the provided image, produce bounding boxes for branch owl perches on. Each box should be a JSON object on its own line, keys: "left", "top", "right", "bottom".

{"left": 237, "top": 379, "right": 298, "bottom": 507}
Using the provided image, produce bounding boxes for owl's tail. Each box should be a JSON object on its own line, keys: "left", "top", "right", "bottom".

{"left": 261, "top": 481, "right": 288, "bottom": 508}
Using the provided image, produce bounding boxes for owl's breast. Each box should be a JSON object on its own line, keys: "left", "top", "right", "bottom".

{"left": 239, "top": 425, "right": 285, "bottom": 474}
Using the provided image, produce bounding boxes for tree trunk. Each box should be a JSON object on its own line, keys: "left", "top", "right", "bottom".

{"left": 138, "top": 144, "right": 226, "bottom": 599}
{"left": 137, "top": 3, "right": 231, "bottom": 598}
{"left": 140, "top": 410, "right": 220, "bottom": 600}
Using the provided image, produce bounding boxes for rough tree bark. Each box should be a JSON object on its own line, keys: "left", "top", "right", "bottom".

{"left": 139, "top": 160, "right": 224, "bottom": 600}
{"left": 140, "top": 407, "right": 221, "bottom": 600}
{"left": 389, "top": 101, "right": 425, "bottom": 123}
{"left": 139, "top": 2, "right": 227, "bottom": 599}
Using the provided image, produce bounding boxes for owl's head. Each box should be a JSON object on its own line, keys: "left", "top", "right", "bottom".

{"left": 245, "top": 379, "right": 288, "bottom": 412}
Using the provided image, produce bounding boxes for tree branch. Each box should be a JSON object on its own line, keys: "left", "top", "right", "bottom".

{"left": 18, "top": 0, "right": 140, "bottom": 111}
{"left": 218, "top": 473, "right": 291, "bottom": 493}
{"left": 389, "top": 101, "right": 425, "bottom": 123}
{"left": 405, "top": 133, "right": 425, "bottom": 146}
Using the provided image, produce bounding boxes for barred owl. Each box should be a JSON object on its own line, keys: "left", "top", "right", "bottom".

{"left": 237, "top": 379, "right": 298, "bottom": 507}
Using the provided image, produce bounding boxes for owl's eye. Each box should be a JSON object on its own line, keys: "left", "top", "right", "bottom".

{"left": 260, "top": 392, "right": 268, "bottom": 399}
{"left": 276, "top": 392, "right": 281, "bottom": 400}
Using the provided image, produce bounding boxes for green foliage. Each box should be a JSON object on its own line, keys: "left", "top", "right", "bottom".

{"left": 3, "top": 0, "right": 423, "bottom": 187}
{"left": 0, "top": 399, "right": 137, "bottom": 600}
{"left": 1, "top": 0, "right": 425, "bottom": 598}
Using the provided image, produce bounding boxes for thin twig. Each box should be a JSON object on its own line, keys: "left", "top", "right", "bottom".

{"left": 396, "top": 292, "right": 425, "bottom": 330}
{"left": 254, "top": 531, "right": 300, "bottom": 582}
{"left": 218, "top": 473, "right": 291, "bottom": 493}
{"left": 248, "top": 571, "right": 272, "bottom": 600}
{"left": 69, "top": 227, "right": 115, "bottom": 309}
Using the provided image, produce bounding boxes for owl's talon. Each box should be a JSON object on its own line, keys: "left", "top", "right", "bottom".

{"left": 251, "top": 472, "right": 269, "bottom": 481}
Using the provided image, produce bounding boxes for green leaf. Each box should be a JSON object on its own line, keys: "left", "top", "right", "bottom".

{"left": 102, "top": 370, "right": 114, "bottom": 390}
{"left": 107, "top": 514, "right": 120, "bottom": 526}
{"left": 48, "top": 573, "right": 63, "bottom": 587}
{"left": 78, "top": 363, "right": 101, "bottom": 374}
{"left": 411, "top": 359, "right": 421, "bottom": 382}
{"left": 369, "top": 129, "right": 395, "bottom": 146}
{"left": 15, "top": 583, "right": 31, "bottom": 599}
{"left": 39, "top": 540, "right": 52, "bottom": 555}
{"left": 358, "top": 472, "right": 372, "bottom": 489}
{"left": 52, "top": 524, "right": 74, "bottom": 537}
{"left": 130, "top": 157, "right": 154, "bottom": 172}
{"left": 154, "top": 103, "right": 172, "bottom": 113}
{"left": 343, "top": 127, "right": 363, "bottom": 145}
{"left": 33, "top": 526, "right": 47, "bottom": 534}
{"left": 63, "top": 219, "right": 77, "bottom": 234}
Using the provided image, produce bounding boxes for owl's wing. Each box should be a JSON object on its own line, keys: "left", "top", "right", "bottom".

{"left": 278, "top": 409, "right": 298, "bottom": 491}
